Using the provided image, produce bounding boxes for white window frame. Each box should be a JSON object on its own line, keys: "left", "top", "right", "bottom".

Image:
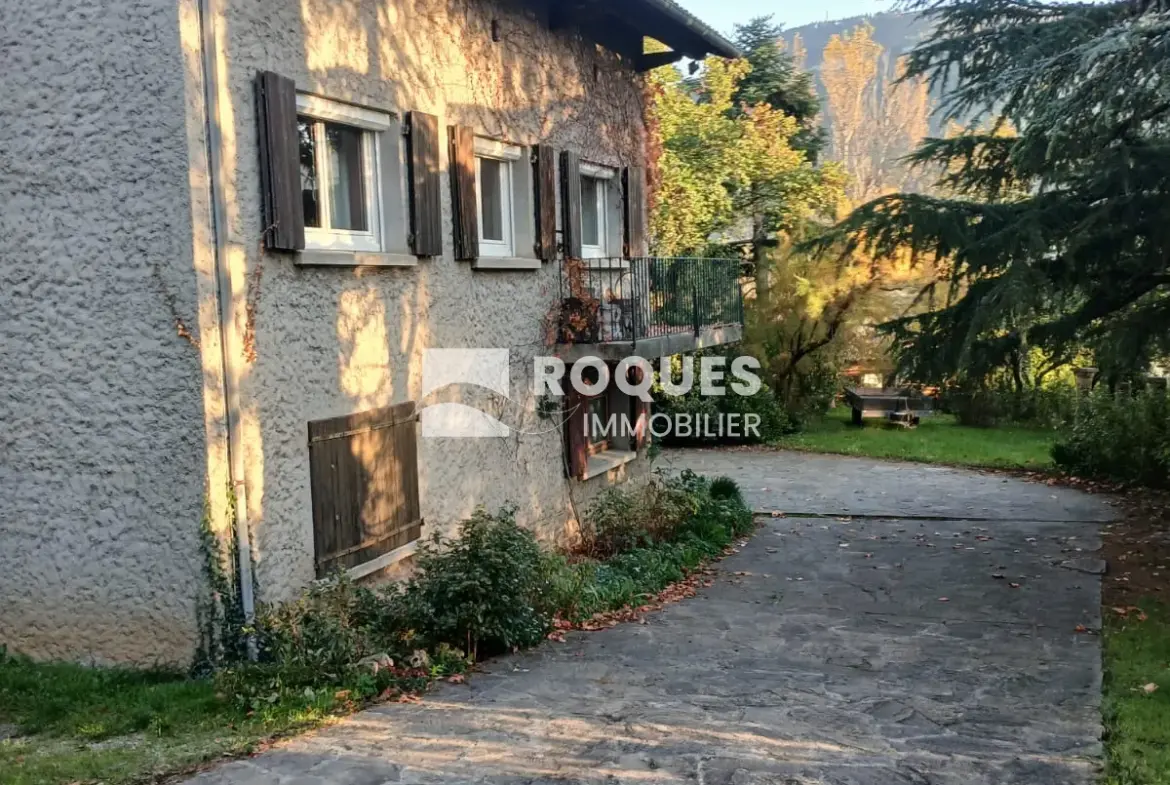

{"left": 296, "top": 94, "right": 393, "bottom": 254}
{"left": 580, "top": 163, "right": 616, "bottom": 259}
{"left": 474, "top": 138, "right": 523, "bottom": 258}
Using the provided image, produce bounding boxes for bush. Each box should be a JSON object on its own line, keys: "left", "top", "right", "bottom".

{"left": 653, "top": 352, "right": 796, "bottom": 444}
{"left": 214, "top": 472, "right": 756, "bottom": 708}
{"left": 1052, "top": 388, "right": 1170, "bottom": 487}
{"left": 399, "top": 504, "right": 549, "bottom": 658}
{"left": 251, "top": 576, "right": 389, "bottom": 680}
{"left": 580, "top": 475, "right": 701, "bottom": 557}
{"left": 943, "top": 381, "right": 1078, "bottom": 428}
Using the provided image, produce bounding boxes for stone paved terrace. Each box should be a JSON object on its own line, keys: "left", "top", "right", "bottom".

{"left": 183, "top": 448, "right": 1112, "bottom": 785}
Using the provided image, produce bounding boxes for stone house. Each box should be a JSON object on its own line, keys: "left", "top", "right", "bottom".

{"left": 0, "top": 0, "right": 741, "bottom": 666}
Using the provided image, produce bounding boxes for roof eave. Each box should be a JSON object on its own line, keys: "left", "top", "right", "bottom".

{"left": 637, "top": 0, "right": 741, "bottom": 59}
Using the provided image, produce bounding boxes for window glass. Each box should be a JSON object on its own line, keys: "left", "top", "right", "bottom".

{"left": 324, "top": 122, "right": 367, "bottom": 232}
{"left": 581, "top": 176, "right": 600, "bottom": 247}
{"left": 479, "top": 157, "right": 504, "bottom": 242}
{"left": 587, "top": 396, "right": 609, "bottom": 447}
{"left": 298, "top": 117, "right": 321, "bottom": 229}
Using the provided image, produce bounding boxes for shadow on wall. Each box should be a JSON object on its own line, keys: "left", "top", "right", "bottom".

{"left": 193, "top": 0, "right": 651, "bottom": 599}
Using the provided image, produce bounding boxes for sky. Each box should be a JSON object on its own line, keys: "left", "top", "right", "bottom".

{"left": 676, "top": 0, "right": 899, "bottom": 35}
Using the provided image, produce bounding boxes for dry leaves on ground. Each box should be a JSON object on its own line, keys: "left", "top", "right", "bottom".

{"left": 549, "top": 567, "right": 719, "bottom": 637}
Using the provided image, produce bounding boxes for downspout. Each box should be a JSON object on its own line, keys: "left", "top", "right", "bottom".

{"left": 196, "top": 0, "right": 257, "bottom": 644}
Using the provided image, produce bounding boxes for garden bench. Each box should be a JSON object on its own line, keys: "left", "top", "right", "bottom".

{"left": 844, "top": 387, "right": 933, "bottom": 429}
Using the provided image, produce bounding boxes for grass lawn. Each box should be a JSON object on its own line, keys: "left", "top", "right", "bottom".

{"left": 1104, "top": 602, "right": 1170, "bottom": 784}
{"left": 774, "top": 406, "right": 1056, "bottom": 470}
{"left": 0, "top": 655, "right": 344, "bottom": 785}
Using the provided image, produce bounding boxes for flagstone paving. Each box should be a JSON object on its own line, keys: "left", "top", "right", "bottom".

{"left": 183, "top": 448, "right": 1112, "bottom": 785}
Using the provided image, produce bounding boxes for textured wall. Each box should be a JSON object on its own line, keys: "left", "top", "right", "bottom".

{"left": 209, "top": 0, "right": 652, "bottom": 599}
{"left": 0, "top": 0, "right": 653, "bottom": 667}
{"left": 0, "top": 0, "right": 211, "bottom": 664}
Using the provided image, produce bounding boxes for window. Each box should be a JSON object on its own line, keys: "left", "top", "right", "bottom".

{"left": 564, "top": 361, "right": 643, "bottom": 481}
{"left": 474, "top": 138, "right": 523, "bottom": 258}
{"left": 581, "top": 176, "right": 605, "bottom": 257}
{"left": 308, "top": 402, "right": 421, "bottom": 578}
{"left": 586, "top": 394, "right": 610, "bottom": 454}
{"left": 296, "top": 95, "right": 394, "bottom": 254}
{"left": 579, "top": 163, "right": 616, "bottom": 259}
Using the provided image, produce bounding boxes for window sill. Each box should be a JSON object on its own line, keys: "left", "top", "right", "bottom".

{"left": 296, "top": 250, "right": 419, "bottom": 267}
{"left": 346, "top": 540, "right": 419, "bottom": 581}
{"left": 581, "top": 449, "right": 638, "bottom": 481}
{"left": 473, "top": 256, "right": 542, "bottom": 271}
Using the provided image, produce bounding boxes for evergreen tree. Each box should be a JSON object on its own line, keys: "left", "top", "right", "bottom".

{"left": 733, "top": 16, "right": 824, "bottom": 158}
{"left": 813, "top": 0, "right": 1170, "bottom": 385}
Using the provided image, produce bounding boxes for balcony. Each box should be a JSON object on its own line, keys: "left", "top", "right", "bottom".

{"left": 556, "top": 257, "right": 745, "bottom": 360}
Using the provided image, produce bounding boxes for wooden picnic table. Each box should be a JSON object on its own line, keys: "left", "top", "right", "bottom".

{"left": 843, "top": 387, "right": 934, "bottom": 428}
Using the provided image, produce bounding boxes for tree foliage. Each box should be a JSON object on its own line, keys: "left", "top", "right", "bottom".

{"left": 647, "top": 57, "right": 842, "bottom": 257}
{"left": 820, "top": 23, "right": 933, "bottom": 203}
{"left": 732, "top": 16, "right": 824, "bottom": 158}
{"left": 815, "top": 0, "right": 1170, "bottom": 385}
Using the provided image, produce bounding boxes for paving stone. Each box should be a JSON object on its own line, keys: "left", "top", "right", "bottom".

{"left": 180, "top": 451, "right": 1107, "bottom": 785}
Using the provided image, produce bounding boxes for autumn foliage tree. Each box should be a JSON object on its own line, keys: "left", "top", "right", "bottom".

{"left": 646, "top": 55, "right": 840, "bottom": 258}
{"left": 820, "top": 23, "right": 932, "bottom": 204}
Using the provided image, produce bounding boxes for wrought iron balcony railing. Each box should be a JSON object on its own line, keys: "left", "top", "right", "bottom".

{"left": 557, "top": 257, "right": 745, "bottom": 346}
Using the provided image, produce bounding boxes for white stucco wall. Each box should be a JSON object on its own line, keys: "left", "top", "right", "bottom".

{"left": 0, "top": 0, "right": 215, "bottom": 664}
{"left": 206, "top": 0, "right": 653, "bottom": 601}
{"left": 0, "top": 0, "right": 653, "bottom": 666}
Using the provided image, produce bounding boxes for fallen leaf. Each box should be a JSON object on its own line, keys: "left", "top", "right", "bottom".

{"left": 938, "top": 597, "right": 950, "bottom": 602}
{"left": 771, "top": 510, "right": 785, "bottom": 518}
{"left": 1009, "top": 582, "right": 1021, "bottom": 589}
{"left": 1143, "top": 682, "right": 1159, "bottom": 694}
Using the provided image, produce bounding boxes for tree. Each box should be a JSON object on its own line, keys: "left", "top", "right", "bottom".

{"left": 732, "top": 16, "right": 824, "bottom": 158}
{"left": 815, "top": 0, "right": 1170, "bottom": 386}
{"left": 647, "top": 57, "right": 841, "bottom": 257}
{"left": 820, "top": 23, "right": 933, "bottom": 204}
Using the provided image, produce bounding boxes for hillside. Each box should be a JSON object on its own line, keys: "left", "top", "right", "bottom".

{"left": 781, "top": 11, "right": 930, "bottom": 75}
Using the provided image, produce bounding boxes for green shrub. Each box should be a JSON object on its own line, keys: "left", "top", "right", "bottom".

{"left": 581, "top": 474, "right": 701, "bottom": 557}
{"left": 541, "top": 470, "right": 754, "bottom": 621}
{"left": 213, "top": 471, "right": 756, "bottom": 709}
{"left": 708, "top": 475, "right": 743, "bottom": 503}
{"left": 1052, "top": 388, "right": 1170, "bottom": 487}
{"left": 399, "top": 504, "right": 550, "bottom": 658}
{"left": 943, "top": 381, "right": 1078, "bottom": 428}
{"left": 652, "top": 352, "right": 795, "bottom": 444}
{"left": 251, "top": 576, "right": 391, "bottom": 679}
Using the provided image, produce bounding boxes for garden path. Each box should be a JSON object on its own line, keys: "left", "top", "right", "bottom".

{"left": 184, "top": 448, "right": 1111, "bottom": 785}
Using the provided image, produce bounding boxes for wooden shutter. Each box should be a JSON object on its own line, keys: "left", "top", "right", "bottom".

{"left": 255, "top": 71, "right": 305, "bottom": 252}
{"left": 308, "top": 402, "right": 422, "bottom": 577}
{"left": 623, "top": 165, "right": 647, "bottom": 258}
{"left": 533, "top": 145, "right": 557, "bottom": 260}
{"left": 407, "top": 111, "right": 443, "bottom": 257}
{"left": 630, "top": 366, "right": 651, "bottom": 450}
{"left": 564, "top": 385, "right": 589, "bottom": 480}
{"left": 449, "top": 125, "right": 479, "bottom": 261}
{"left": 560, "top": 150, "right": 583, "bottom": 259}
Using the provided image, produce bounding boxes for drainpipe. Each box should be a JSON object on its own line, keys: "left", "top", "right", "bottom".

{"left": 197, "top": 0, "right": 257, "bottom": 648}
